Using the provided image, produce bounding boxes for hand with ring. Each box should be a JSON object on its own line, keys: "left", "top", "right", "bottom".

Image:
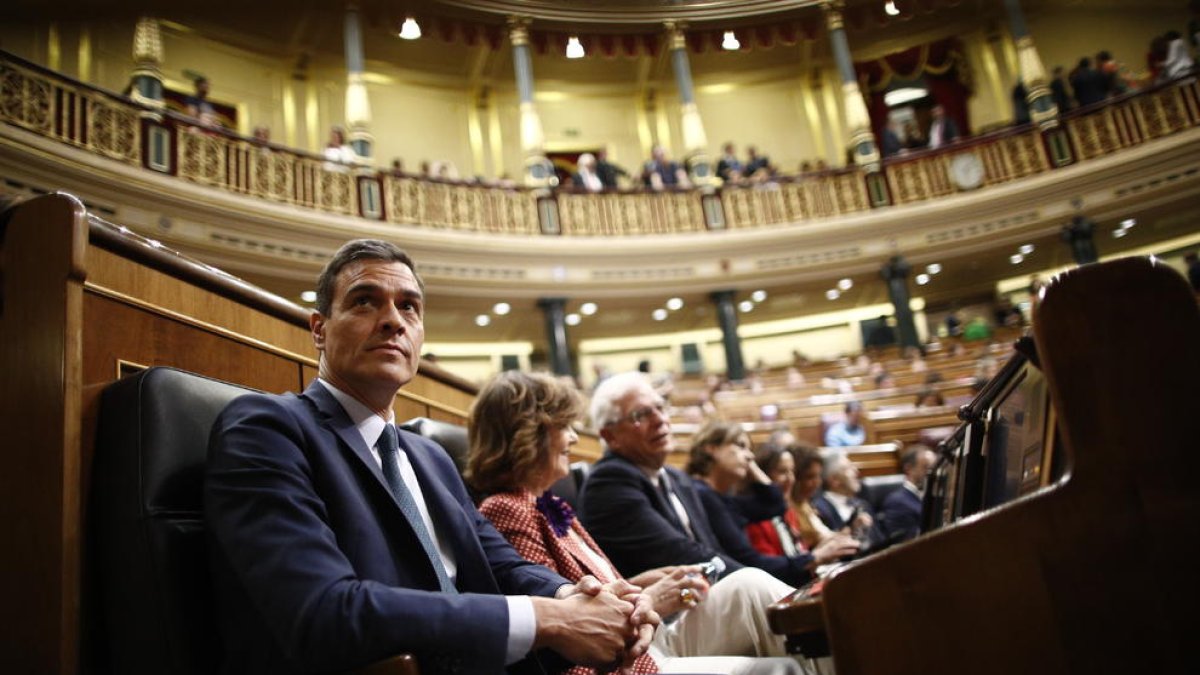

{"left": 679, "top": 587, "right": 699, "bottom": 608}
{"left": 645, "top": 565, "right": 709, "bottom": 616}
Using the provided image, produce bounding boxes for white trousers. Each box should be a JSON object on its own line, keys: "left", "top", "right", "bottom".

{"left": 649, "top": 567, "right": 818, "bottom": 675}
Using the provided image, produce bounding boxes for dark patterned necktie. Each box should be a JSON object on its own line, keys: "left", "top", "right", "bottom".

{"left": 378, "top": 424, "right": 456, "bottom": 593}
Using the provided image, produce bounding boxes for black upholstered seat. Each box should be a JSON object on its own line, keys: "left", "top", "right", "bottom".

{"left": 92, "top": 366, "right": 252, "bottom": 675}
{"left": 92, "top": 367, "right": 416, "bottom": 675}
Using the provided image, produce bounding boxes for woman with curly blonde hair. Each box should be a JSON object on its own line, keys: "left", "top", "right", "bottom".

{"left": 468, "top": 371, "right": 807, "bottom": 675}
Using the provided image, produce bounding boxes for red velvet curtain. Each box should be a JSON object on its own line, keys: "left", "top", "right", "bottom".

{"left": 855, "top": 37, "right": 973, "bottom": 144}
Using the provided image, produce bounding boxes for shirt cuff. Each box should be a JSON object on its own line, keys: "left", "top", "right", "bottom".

{"left": 505, "top": 596, "right": 536, "bottom": 664}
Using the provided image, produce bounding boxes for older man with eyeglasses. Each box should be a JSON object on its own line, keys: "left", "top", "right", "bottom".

{"left": 579, "top": 372, "right": 809, "bottom": 667}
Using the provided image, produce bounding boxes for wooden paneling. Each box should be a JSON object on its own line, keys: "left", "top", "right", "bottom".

{"left": 0, "top": 194, "right": 480, "bottom": 675}
{"left": 0, "top": 193, "right": 87, "bottom": 675}
{"left": 87, "top": 247, "right": 317, "bottom": 359}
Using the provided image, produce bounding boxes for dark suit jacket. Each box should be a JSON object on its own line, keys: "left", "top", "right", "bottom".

{"left": 692, "top": 480, "right": 814, "bottom": 587}
{"left": 812, "top": 492, "right": 872, "bottom": 532}
{"left": 879, "top": 485, "right": 923, "bottom": 544}
{"left": 205, "top": 381, "right": 568, "bottom": 675}
{"left": 578, "top": 451, "right": 742, "bottom": 579}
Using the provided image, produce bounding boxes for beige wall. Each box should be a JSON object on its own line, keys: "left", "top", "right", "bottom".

{"left": 3, "top": 6, "right": 1182, "bottom": 174}
{"left": 1026, "top": 7, "right": 1188, "bottom": 81}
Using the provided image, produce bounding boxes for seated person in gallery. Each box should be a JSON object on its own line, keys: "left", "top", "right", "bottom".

{"left": 468, "top": 371, "right": 807, "bottom": 674}
{"left": 205, "top": 239, "right": 657, "bottom": 674}
{"left": 684, "top": 421, "right": 858, "bottom": 587}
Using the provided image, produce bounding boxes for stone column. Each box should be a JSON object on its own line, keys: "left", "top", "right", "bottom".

{"left": 538, "top": 298, "right": 573, "bottom": 377}
{"left": 821, "top": 0, "right": 879, "bottom": 171}
{"left": 343, "top": 4, "right": 373, "bottom": 159}
{"left": 665, "top": 21, "right": 714, "bottom": 186}
{"left": 129, "top": 17, "right": 164, "bottom": 113}
{"left": 710, "top": 290, "right": 746, "bottom": 381}
{"left": 509, "top": 17, "right": 555, "bottom": 187}
{"left": 1003, "top": 0, "right": 1058, "bottom": 130}
{"left": 1062, "top": 215, "right": 1099, "bottom": 265}
{"left": 881, "top": 256, "right": 920, "bottom": 350}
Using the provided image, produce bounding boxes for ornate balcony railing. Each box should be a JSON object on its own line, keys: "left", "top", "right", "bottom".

{"left": 3, "top": 49, "right": 1199, "bottom": 237}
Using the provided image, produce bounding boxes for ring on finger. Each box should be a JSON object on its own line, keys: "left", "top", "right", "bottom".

{"left": 679, "top": 587, "right": 699, "bottom": 607}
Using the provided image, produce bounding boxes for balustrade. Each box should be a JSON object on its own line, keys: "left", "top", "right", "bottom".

{"left": 3, "top": 50, "right": 1198, "bottom": 238}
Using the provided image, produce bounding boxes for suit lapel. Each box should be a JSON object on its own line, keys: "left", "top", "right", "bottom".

{"left": 302, "top": 382, "right": 392, "bottom": 496}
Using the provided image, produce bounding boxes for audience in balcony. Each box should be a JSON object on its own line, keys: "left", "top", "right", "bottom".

{"left": 823, "top": 402, "right": 866, "bottom": 447}
{"left": 716, "top": 142, "right": 744, "bottom": 183}
{"left": 1070, "top": 57, "right": 1110, "bottom": 108}
{"left": 184, "top": 76, "right": 222, "bottom": 130}
{"left": 744, "top": 146, "right": 773, "bottom": 181}
{"left": 880, "top": 122, "right": 904, "bottom": 158}
{"left": 926, "top": 105, "right": 960, "bottom": 149}
{"left": 642, "top": 145, "right": 692, "bottom": 190}
{"left": 594, "top": 150, "right": 628, "bottom": 189}
{"left": 573, "top": 153, "right": 605, "bottom": 192}
{"left": 1158, "top": 30, "right": 1196, "bottom": 83}
{"left": 1012, "top": 81, "right": 1032, "bottom": 125}
{"left": 322, "top": 127, "right": 360, "bottom": 166}
{"left": 251, "top": 126, "right": 271, "bottom": 143}
{"left": 1050, "top": 66, "right": 1075, "bottom": 112}
{"left": 902, "top": 120, "right": 927, "bottom": 151}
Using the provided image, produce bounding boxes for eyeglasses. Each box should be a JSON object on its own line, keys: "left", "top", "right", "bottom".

{"left": 609, "top": 402, "right": 667, "bottom": 427}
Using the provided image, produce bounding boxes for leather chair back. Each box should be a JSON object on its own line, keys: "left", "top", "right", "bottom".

{"left": 401, "top": 417, "right": 470, "bottom": 474}
{"left": 93, "top": 367, "right": 255, "bottom": 675}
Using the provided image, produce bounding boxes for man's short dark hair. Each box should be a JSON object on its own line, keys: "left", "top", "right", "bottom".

{"left": 845, "top": 401, "right": 863, "bottom": 414}
{"left": 900, "top": 444, "right": 932, "bottom": 471}
{"left": 315, "top": 239, "right": 423, "bottom": 316}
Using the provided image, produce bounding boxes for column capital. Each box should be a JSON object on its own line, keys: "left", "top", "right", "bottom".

{"left": 881, "top": 255, "right": 911, "bottom": 281}
{"left": 508, "top": 16, "right": 531, "bottom": 46}
{"left": 663, "top": 21, "right": 687, "bottom": 51}
{"left": 820, "top": 0, "right": 845, "bottom": 31}
{"left": 132, "top": 17, "right": 163, "bottom": 66}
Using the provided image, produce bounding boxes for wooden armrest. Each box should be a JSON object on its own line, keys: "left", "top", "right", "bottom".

{"left": 344, "top": 654, "right": 419, "bottom": 675}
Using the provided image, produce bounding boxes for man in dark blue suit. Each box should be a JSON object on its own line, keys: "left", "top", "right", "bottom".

{"left": 205, "top": 239, "right": 656, "bottom": 675}
{"left": 878, "top": 445, "right": 936, "bottom": 544}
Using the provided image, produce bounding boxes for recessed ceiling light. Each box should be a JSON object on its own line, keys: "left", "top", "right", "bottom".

{"left": 398, "top": 17, "right": 421, "bottom": 40}
{"left": 580, "top": 302, "right": 597, "bottom": 315}
{"left": 916, "top": 273, "right": 930, "bottom": 285}
{"left": 926, "top": 263, "right": 942, "bottom": 275}
{"left": 300, "top": 290, "right": 317, "bottom": 303}
{"left": 1113, "top": 228, "right": 1128, "bottom": 238}
{"left": 838, "top": 278, "right": 853, "bottom": 290}
{"left": 652, "top": 308, "right": 668, "bottom": 321}
{"left": 566, "top": 36, "right": 584, "bottom": 59}
{"left": 1010, "top": 253, "right": 1025, "bottom": 264}
{"left": 825, "top": 289, "right": 840, "bottom": 300}
{"left": 721, "top": 30, "right": 740, "bottom": 51}
{"left": 884, "top": 1, "right": 900, "bottom": 17}
{"left": 666, "top": 297, "right": 684, "bottom": 311}
{"left": 474, "top": 314, "right": 491, "bottom": 327}
{"left": 751, "top": 289, "right": 767, "bottom": 303}
{"left": 565, "top": 313, "right": 581, "bottom": 326}
{"left": 493, "top": 302, "right": 511, "bottom": 315}
{"left": 738, "top": 300, "right": 754, "bottom": 312}
{"left": 1120, "top": 218, "right": 1136, "bottom": 229}
{"left": 1019, "top": 244, "right": 1035, "bottom": 256}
